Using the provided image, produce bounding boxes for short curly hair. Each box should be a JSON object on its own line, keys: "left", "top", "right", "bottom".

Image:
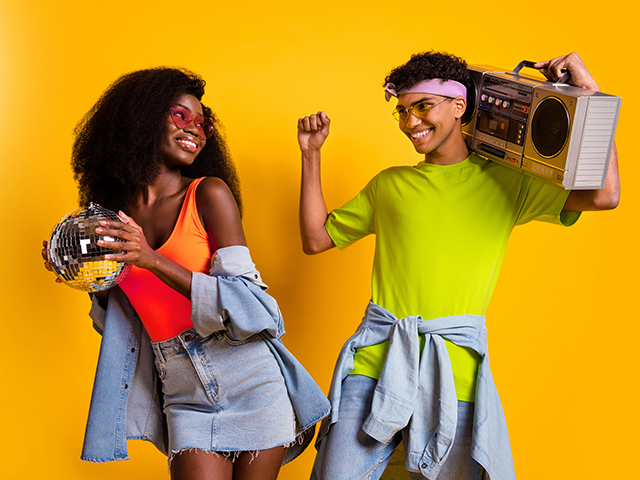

{"left": 383, "top": 50, "right": 471, "bottom": 94}
{"left": 71, "top": 67, "right": 242, "bottom": 215}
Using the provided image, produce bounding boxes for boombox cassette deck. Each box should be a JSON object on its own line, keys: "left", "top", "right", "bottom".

{"left": 462, "top": 61, "right": 621, "bottom": 190}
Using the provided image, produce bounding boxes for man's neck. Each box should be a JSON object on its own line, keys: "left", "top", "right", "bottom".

{"left": 422, "top": 135, "right": 470, "bottom": 166}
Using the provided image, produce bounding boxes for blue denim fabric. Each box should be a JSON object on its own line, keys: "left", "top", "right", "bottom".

{"left": 152, "top": 329, "right": 297, "bottom": 455}
{"left": 311, "top": 375, "right": 483, "bottom": 480}
{"left": 81, "top": 246, "right": 330, "bottom": 464}
{"left": 315, "top": 301, "right": 514, "bottom": 480}
{"left": 82, "top": 287, "right": 166, "bottom": 462}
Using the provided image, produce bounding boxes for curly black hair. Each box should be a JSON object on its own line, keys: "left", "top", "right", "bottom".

{"left": 383, "top": 50, "right": 471, "bottom": 94}
{"left": 71, "top": 67, "right": 242, "bottom": 215}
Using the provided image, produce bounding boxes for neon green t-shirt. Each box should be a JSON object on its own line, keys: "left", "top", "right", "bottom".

{"left": 325, "top": 153, "right": 579, "bottom": 402}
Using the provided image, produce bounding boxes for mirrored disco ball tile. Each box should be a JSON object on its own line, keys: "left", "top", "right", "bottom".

{"left": 47, "top": 203, "right": 131, "bottom": 292}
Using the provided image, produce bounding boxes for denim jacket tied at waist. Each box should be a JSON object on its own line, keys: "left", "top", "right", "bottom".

{"left": 319, "top": 301, "right": 515, "bottom": 480}
{"left": 82, "top": 245, "right": 330, "bottom": 465}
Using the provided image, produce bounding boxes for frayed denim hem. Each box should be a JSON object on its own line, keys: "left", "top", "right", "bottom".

{"left": 168, "top": 448, "right": 250, "bottom": 466}
{"left": 167, "top": 439, "right": 297, "bottom": 468}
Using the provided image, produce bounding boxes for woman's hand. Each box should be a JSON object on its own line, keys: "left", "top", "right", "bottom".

{"left": 95, "top": 211, "right": 160, "bottom": 270}
{"left": 41, "top": 240, "right": 62, "bottom": 284}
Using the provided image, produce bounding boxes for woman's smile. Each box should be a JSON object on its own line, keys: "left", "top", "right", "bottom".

{"left": 175, "top": 135, "right": 199, "bottom": 153}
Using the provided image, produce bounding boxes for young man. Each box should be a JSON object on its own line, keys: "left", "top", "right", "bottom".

{"left": 297, "top": 51, "right": 619, "bottom": 480}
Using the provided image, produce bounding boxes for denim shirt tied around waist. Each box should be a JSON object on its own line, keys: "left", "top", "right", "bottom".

{"left": 81, "top": 245, "right": 330, "bottom": 465}
{"left": 319, "top": 301, "right": 515, "bottom": 480}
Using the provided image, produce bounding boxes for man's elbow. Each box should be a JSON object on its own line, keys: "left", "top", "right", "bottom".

{"left": 302, "top": 239, "right": 326, "bottom": 255}
{"left": 302, "top": 241, "right": 317, "bottom": 255}
{"left": 594, "top": 191, "right": 620, "bottom": 210}
{"left": 301, "top": 232, "right": 334, "bottom": 255}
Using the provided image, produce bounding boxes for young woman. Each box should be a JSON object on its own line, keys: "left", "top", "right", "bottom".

{"left": 42, "top": 67, "right": 329, "bottom": 480}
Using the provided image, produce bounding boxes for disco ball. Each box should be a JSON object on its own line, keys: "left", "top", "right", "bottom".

{"left": 47, "top": 202, "right": 132, "bottom": 292}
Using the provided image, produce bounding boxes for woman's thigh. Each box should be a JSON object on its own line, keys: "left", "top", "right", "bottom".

{"left": 170, "top": 446, "right": 287, "bottom": 480}
{"left": 233, "top": 446, "right": 288, "bottom": 480}
{"left": 170, "top": 449, "right": 233, "bottom": 480}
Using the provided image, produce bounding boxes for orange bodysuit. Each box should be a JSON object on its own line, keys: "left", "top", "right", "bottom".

{"left": 119, "top": 177, "right": 216, "bottom": 342}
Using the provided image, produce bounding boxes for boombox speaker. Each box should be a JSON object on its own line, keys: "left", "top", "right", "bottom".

{"left": 464, "top": 61, "right": 621, "bottom": 190}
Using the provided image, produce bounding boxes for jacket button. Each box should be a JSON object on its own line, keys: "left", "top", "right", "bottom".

{"left": 421, "top": 463, "right": 427, "bottom": 469}
{"left": 184, "top": 334, "right": 194, "bottom": 342}
{"left": 124, "top": 384, "right": 128, "bottom": 389}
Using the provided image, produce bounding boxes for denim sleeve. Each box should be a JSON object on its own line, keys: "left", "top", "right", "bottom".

{"left": 88, "top": 293, "right": 106, "bottom": 335}
{"left": 190, "top": 245, "right": 269, "bottom": 338}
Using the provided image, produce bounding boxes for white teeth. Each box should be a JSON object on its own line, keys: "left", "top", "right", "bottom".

{"left": 411, "top": 129, "right": 431, "bottom": 139}
{"left": 177, "top": 138, "right": 197, "bottom": 148}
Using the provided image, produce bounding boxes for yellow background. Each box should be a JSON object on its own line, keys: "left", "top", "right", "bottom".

{"left": 1, "top": 1, "right": 637, "bottom": 478}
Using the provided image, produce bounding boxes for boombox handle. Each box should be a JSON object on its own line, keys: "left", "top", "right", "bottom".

{"left": 512, "top": 60, "right": 571, "bottom": 86}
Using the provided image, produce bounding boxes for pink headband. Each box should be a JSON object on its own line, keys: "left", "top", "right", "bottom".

{"left": 384, "top": 79, "right": 467, "bottom": 101}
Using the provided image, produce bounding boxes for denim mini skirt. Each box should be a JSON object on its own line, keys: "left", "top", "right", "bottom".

{"left": 151, "top": 328, "right": 297, "bottom": 457}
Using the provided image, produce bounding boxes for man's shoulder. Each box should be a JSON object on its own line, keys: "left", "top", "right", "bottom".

{"left": 375, "top": 164, "right": 419, "bottom": 179}
{"left": 370, "top": 154, "right": 526, "bottom": 185}
{"left": 468, "top": 153, "right": 528, "bottom": 183}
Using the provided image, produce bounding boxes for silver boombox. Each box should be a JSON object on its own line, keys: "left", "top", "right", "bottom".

{"left": 462, "top": 61, "right": 621, "bottom": 190}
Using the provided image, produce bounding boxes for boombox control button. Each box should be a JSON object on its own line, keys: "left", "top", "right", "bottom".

{"left": 488, "top": 96, "right": 495, "bottom": 104}
{"left": 503, "top": 101, "right": 511, "bottom": 109}
{"left": 481, "top": 94, "right": 487, "bottom": 102}
{"left": 495, "top": 99, "right": 502, "bottom": 106}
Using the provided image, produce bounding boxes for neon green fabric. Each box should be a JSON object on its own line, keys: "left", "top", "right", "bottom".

{"left": 325, "top": 153, "right": 579, "bottom": 402}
